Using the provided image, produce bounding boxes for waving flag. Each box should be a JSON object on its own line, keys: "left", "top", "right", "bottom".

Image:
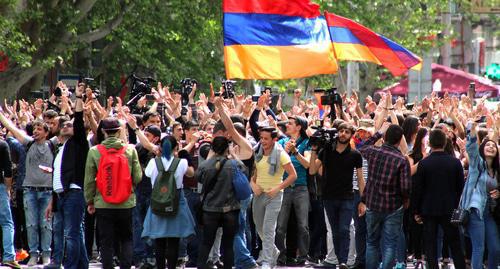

{"left": 223, "top": 0, "right": 337, "bottom": 79}
{"left": 325, "top": 12, "right": 421, "bottom": 76}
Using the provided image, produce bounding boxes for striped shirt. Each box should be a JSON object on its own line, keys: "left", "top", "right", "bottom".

{"left": 359, "top": 132, "right": 411, "bottom": 213}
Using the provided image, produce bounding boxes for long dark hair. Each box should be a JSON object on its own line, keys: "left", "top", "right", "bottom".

{"left": 402, "top": 116, "right": 420, "bottom": 144}
{"left": 479, "top": 138, "right": 500, "bottom": 183}
{"left": 409, "top": 127, "right": 428, "bottom": 163}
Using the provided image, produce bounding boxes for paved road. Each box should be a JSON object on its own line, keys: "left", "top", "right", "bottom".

{"left": 3, "top": 263, "right": 456, "bottom": 269}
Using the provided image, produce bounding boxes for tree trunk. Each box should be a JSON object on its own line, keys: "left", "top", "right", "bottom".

{"left": 18, "top": 71, "right": 44, "bottom": 100}
{"left": 0, "top": 65, "right": 45, "bottom": 101}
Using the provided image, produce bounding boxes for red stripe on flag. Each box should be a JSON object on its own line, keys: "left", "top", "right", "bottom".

{"left": 223, "top": 0, "right": 321, "bottom": 18}
{"left": 325, "top": 13, "right": 409, "bottom": 76}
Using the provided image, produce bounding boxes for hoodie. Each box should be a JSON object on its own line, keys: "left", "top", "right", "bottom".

{"left": 84, "top": 137, "right": 142, "bottom": 209}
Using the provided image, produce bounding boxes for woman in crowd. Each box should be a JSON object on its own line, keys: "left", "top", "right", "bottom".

{"left": 408, "top": 127, "right": 429, "bottom": 268}
{"left": 142, "top": 136, "right": 195, "bottom": 269}
{"left": 461, "top": 122, "right": 500, "bottom": 269}
{"left": 196, "top": 136, "right": 243, "bottom": 269}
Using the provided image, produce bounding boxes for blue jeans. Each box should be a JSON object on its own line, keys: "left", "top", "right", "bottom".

{"left": 353, "top": 191, "right": 366, "bottom": 265}
{"left": 366, "top": 206, "right": 403, "bottom": 269}
{"left": 53, "top": 207, "right": 63, "bottom": 265}
{"left": 234, "top": 195, "right": 256, "bottom": 269}
{"left": 323, "top": 199, "right": 354, "bottom": 264}
{"left": 133, "top": 187, "right": 153, "bottom": 262}
{"left": 54, "top": 190, "right": 88, "bottom": 269}
{"left": 0, "top": 184, "right": 15, "bottom": 261}
{"left": 467, "top": 208, "right": 500, "bottom": 269}
{"left": 178, "top": 189, "right": 201, "bottom": 263}
{"left": 23, "top": 189, "right": 52, "bottom": 256}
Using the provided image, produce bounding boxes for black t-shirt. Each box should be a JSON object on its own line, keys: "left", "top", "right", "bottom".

{"left": 319, "top": 145, "right": 362, "bottom": 200}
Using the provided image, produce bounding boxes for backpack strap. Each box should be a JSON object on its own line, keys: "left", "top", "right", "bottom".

{"left": 154, "top": 157, "right": 164, "bottom": 172}
{"left": 26, "top": 140, "right": 35, "bottom": 152}
{"left": 168, "top": 158, "right": 181, "bottom": 173}
{"left": 96, "top": 144, "right": 108, "bottom": 157}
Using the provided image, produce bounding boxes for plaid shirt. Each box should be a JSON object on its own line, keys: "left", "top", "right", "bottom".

{"left": 359, "top": 132, "right": 411, "bottom": 213}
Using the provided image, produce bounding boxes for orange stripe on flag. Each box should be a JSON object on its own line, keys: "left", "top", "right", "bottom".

{"left": 224, "top": 43, "right": 337, "bottom": 80}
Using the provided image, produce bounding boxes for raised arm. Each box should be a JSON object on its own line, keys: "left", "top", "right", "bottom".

{"left": 215, "top": 98, "right": 253, "bottom": 160}
{"left": 0, "top": 107, "right": 30, "bottom": 144}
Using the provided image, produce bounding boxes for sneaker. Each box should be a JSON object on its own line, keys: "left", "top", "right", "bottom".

{"left": 339, "top": 263, "right": 349, "bottom": 269}
{"left": 27, "top": 255, "right": 39, "bottom": 266}
{"left": 316, "top": 260, "right": 337, "bottom": 268}
{"left": 15, "top": 249, "right": 29, "bottom": 262}
{"left": 42, "top": 253, "right": 51, "bottom": 265}
{"left": 43, "top": 262, "right": 62, "bottom": 269}
{"left": 3, "top": 261, "right": 21, "bottom": 269}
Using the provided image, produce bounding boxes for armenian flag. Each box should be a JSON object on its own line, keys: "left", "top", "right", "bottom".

{"left": 223, "top": 0, "right": 338, "bottom": 80}
{"left": 325, "top": 12, "right": 421, "bottom": 76}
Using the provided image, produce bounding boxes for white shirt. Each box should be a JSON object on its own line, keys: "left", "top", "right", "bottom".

{"left": 145, "top": 156, "right": 188, "bottom": 189}
{"left": 52, "top": 142, "right": 81, "bottom": 193}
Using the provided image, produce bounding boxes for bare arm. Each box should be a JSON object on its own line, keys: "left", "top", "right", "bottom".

{"left": 309, "top": 150, "right": 321, "bottom": 175}
{"left": 215, "top": 98, "right": 253, "bottom": 160}
{"left": 356, "top": 168, "right": 365, "bottom": 195}
{"left": 0, "top": 111, "right": 30, "bottom": 144}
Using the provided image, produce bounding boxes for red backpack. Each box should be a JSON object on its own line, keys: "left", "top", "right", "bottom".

{"left": 96, "top": 144, "right": 132, "bottom": 204}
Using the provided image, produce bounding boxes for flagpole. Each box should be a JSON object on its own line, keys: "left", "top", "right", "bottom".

{"left": 324, "top": 11, "right": 347, "bottom": 93}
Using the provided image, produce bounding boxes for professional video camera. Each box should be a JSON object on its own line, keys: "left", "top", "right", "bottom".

{"left": 177, "top": 78, "right": 197, "bottom": 106}
{"left": 314, "top": 87, "right": 343, "bottom": 107}
{"left": 81, "top": 77, "right": 101, "bottom": 98}
{"left": 308, "top": 127, "right": 338, "bottom": 149}
{"left": 215, "top": 80, "right": 236, "bottom": 99}
{"left": 126, "top": 74, "right": 156, "bottom": 108}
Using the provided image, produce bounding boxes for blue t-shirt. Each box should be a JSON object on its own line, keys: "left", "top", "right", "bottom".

{"left": 279, "top": 137, "right": 310, "bottom": 186}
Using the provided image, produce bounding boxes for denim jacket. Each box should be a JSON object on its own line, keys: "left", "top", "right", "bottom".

{"left": 460, "top": 135, "right": 488, "bottom": 219}
{"left": 196, "top": 156, "right": 243, "bottom": 213}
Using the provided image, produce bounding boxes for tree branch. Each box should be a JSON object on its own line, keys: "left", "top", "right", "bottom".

{"left": 72, "top": 0, "right": 133, "bottom": 43}
{"left": 73, "top": 0, "right": 98, "bottom": 23}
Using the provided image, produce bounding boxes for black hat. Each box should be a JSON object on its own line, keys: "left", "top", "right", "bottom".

{"left": 101, "top": 117, "right": 121, "bottom": 131}
{"left": 144, "top": 125, "right": 161, "bottom": 138}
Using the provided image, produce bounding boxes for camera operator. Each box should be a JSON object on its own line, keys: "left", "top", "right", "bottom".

{"left": 309, "top": 122, "right": 364, "bottom": 269}
{"left": 275, "top": 116, "right": 311, "bottom": 266}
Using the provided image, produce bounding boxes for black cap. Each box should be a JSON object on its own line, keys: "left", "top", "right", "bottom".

{"left": 101, "top": 117, "right": 121, "bottom": 131}
{"left": 144, "top": 125, "right": 161, "bottom": 138}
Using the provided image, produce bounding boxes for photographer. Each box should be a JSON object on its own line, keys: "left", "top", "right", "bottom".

{"left": 309, "top": 122, "right": 364, "bottom": 269}
{"left": 275, "top": 116, "right": 311, "bottom": 266}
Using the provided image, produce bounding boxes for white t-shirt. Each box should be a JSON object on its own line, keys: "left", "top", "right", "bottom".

{"left": 145, "top": 156, "right": 188, "bottom": 189}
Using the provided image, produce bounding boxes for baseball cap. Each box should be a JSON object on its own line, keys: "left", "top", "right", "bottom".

{"left": 144, "top": 125, "right": 161, "bottom": 138}
{"left": 101, "top": 117, "right": 121, "bottom": 131}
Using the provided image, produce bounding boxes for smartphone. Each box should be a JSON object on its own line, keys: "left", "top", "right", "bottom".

{"left": 38, "top": 165, "right": 53, "bottom": 173}
{"left": 252, "top": 95, "right": 260, "bottom": 102}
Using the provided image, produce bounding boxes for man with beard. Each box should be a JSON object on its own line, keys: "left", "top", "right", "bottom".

{"left": 309, "top": 122, "right": 364, "bottom": 269}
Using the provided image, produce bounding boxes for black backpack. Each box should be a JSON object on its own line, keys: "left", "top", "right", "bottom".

{"left": 151, "top": 157, "right": 181, "bottom": 216}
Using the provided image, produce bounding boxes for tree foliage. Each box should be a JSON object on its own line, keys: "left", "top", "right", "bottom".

{"left": 0, "top": 0, "right": 471, "bottom": 100}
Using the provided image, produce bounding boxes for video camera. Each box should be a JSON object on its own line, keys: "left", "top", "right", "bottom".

{"left": 126, "top": 74, "right": 156, "bottom": 108}
{"left": 215, "top": 80, "right": 236, "bottom": 99}
{"left": 314, "top": 87, "right": 342, "bottom": 107}
{"left": 308, "top": 126, "right": 338, "bottom": 149}
{"left": 81, "top": 77, "right": 101, "bottom": 98}
{"left": 177, "top": 78, "right": 197, "bottom": 106}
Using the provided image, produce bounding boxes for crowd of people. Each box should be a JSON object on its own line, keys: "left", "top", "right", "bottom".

{"left": 0, "top": 80, "right": 497, "bottom": 269}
